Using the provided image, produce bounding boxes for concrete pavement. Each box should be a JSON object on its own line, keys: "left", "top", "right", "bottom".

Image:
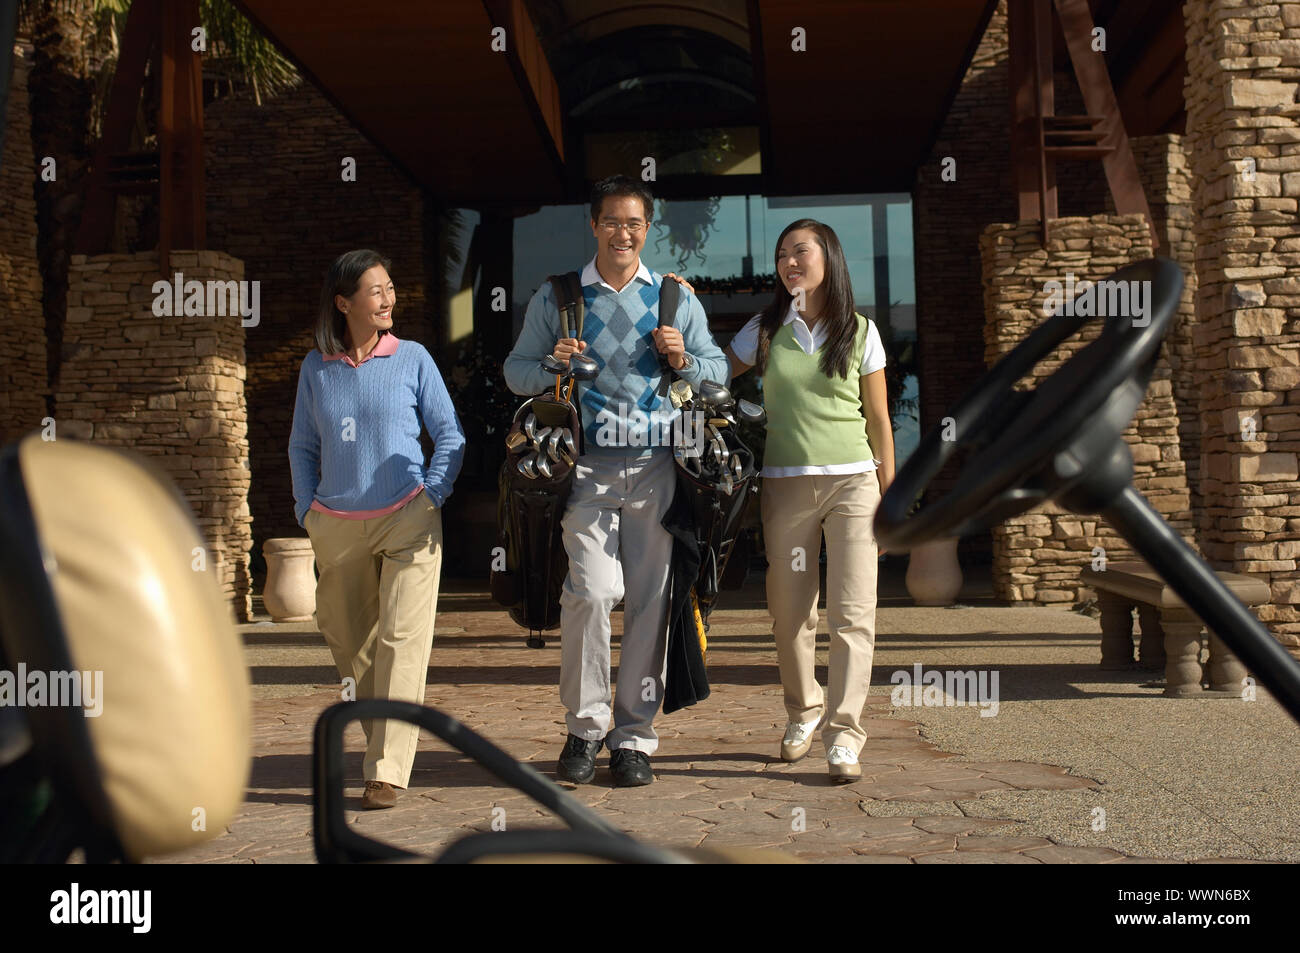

{"left": 162, "top": 564, "right": 1300, "bottom": 863}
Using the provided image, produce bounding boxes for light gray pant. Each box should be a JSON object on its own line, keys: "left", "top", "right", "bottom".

{"left": 559, "top": 451, "right": 675, "bottom": 754}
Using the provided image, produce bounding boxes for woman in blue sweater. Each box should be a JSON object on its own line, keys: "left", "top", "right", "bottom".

{"left": 288, "top": 249, "right": 465, "bottom": 809}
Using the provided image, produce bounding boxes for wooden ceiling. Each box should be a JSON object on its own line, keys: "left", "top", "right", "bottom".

{"left": 232, "top": 0, "right": 1186, "bottom": 205}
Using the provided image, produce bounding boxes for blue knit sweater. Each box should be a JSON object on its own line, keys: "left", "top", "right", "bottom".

{"left": 288, "top": 335, "right": 465, "bottom": 527}
{"left": 503, "top": 266, "right": 728, "bottom": 456}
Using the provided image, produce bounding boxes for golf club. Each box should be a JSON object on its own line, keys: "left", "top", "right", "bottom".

{"left": 546, "top": 429, "right": 564, "bottom": 462}
{"left": 736, "top": 398, "right": 766, "bottom": 425}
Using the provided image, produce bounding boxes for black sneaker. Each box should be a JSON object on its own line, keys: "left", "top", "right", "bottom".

{"left": 609, "top": 748, "right": 653, "bottom": 787}
{"left": 556, "top": 733, "right": 603, "bottom": 784}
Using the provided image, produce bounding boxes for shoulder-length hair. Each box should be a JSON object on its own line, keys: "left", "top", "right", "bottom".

{"left": 753, "top": 219, "right": 858, "bottom": 379}
{"left": 315, "top": 249, "right": 392, "bottom": 355}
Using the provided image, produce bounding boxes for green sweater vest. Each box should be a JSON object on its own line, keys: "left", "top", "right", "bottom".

{"left": 762, "top": 313, "right": 873, "bottom": 468}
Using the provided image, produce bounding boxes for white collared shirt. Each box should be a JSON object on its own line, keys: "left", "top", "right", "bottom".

{"left": 729, "top": 306, "right": 887, "bottom": 478}
{"left": 580, "top": 256, "right": 653, "bottom": 293}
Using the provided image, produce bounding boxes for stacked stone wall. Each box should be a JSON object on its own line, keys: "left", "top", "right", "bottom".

{"left": 981, "top": 215, "right": 1195, "bottom": 604}
{"left": 59, "top": 251, "right": 252, "bottom": 620}
{"left": 0, "top": 43, "right": 47, "bottom": 443}
{"left": 1183, "top": 0, "right": 1300, "bottom": 643}
{"left": 1121, "top": 134, "right": 1204, "bottom": 537}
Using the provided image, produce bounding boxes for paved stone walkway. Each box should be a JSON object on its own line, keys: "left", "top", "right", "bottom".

{"left": 164, "top": 575, "right": 1296, "bottom": 864}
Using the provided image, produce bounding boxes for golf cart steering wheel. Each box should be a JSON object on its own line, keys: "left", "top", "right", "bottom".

{"left": 875, "top": 257, "right": 1181, "bottom": 550}
{"left": 874, "top": 256, "right": 1300, "bottom": 723}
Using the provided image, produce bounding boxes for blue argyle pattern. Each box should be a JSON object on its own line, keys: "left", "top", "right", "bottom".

{"left": 576, "top": 275, "right": 671, "bottom": 452}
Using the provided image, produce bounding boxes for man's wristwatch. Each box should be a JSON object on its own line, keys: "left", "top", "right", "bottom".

{"left": 677, "top": 352, "right": 695, "bottom": 372}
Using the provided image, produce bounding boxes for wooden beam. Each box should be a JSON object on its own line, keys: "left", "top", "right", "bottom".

{"left": 1115, "top": 9, "right": 1186, "bottom": 136}
{"left": 158, "top": 0, "right": 205, "bottom": 272}
{"left": 1054, "top": 0, "right": 1157, "bottom": 248}
{"left": 75, "top": 0, "right": 159, "bottom": 255}
{"left": 1008, "top": 0, "right": 1056, "bottom": 229}
{"left": 482, "top": 0, "right": 565, "bottom": 173}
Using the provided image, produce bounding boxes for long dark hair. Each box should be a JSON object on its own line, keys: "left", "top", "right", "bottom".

{"left": 315, "top": 249, "right": 392, "bottom": 354}
{"left": 754, "top": 219, "right": 858, "bottom": 379}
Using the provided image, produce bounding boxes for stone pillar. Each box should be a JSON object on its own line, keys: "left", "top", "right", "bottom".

{"left": 0, "top": 42, "right": 47, "bottom": 444}
{"left": 979, "top": 215, "right": 1195, "bottom": 604}
{"left": 1126, "top": 135, "right": 1203, "bottom": 543}
{"left": 1183, "top": 0, "right": 1300, "bottom": 646}
{"left": 58, "top": 251, "right": 253, "bottom": 620}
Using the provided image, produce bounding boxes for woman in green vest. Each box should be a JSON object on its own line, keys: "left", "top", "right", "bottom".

{"left": 726, "top": 219, "right": 895, "bottom": 782}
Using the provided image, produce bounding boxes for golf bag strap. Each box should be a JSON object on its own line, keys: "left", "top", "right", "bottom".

{"left": 548, "top": 271, "right": 584, "bottom": 340}
{"left": 657, "top": 275, "right": 680, "bottom": 398}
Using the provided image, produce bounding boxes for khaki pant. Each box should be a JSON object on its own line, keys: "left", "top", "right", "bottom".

{"left": 559, "top": 452, "right": 675, "bottom": 754}
{"left": 304, "top": 493, "right": 442, "bottom": 787}
{"left": 761, "top": 470, "right": 880, "bottom": 754}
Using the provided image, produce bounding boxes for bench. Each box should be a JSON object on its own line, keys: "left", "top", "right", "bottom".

{"left": 1080, "top": 562, "right": 1271, "bottom": 697}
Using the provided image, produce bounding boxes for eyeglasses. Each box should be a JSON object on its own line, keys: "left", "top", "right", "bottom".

{"left": 598, "top": 221, "right": 646, "bottom": 235}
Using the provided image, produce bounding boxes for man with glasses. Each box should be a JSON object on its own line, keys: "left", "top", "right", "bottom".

{"left": 504, "top": 175, "right": 728, "bottom": 787}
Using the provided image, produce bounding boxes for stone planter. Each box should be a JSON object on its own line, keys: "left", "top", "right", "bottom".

{"left": 905, "top": 537, "right": 962, "bottom": 606}
{"left": 262, "top": 538, "right": 317, "bottom": 622}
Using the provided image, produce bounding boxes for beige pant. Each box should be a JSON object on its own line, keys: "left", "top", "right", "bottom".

{"left": 761, "top": 470, "right": 880, "bottom": 754}
{"left": 305, "top": 493, "right": 442, "bottom": 787}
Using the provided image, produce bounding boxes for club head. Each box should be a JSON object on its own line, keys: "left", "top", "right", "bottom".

{"left": 517, "top": 454, "right": 538, "bottom": 480}
{"left": 505, "top": 430, "right": 527, "bottom": 451}
{"left": 536, "top": 454, "right": 553, "bottom": 479}
{"left": 523, "top": 413, "right": 538, "bottom": 442}
{"left": 674, "top": 441, "right": 698, "bottom": 469}
{"left": 568, "top": 353, "right": 600, "bottom": 381}
{"left": 546, "top": 429, "right": 563, "bottom": 462}
{"left": 695, "top": 379, "right": 731, "bottom": 412}
{"left": 730, "top": 455, "right": 744, "bottom": 480}
{"left": 736, "top": 398, "right": 766, "bottom": 425}
{"left": 719, "top": 472, "right": 734, "bottom": 496}
{"left": 532, "top": 426, "right": 552, "bottom": 451}
{"left": 711, "top": 437, "right": 727, "bottom": 468}
{"left": 560, "top": 430, "right": 577, "bottom": 462}
{"left": 540, "top": 354, "right": 568, "bottom": 376}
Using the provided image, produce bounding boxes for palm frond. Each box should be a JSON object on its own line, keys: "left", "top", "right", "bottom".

{"left": 198, "top": 0, "right": 297, "bottom": 103}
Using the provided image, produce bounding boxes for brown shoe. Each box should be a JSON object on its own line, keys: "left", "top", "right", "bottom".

{"left": 361, "top": 780, "right": 398, "bottom": 809}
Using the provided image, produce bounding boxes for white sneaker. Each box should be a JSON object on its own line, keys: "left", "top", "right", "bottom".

{"left": 827, "top": 745, "right": 861, "bottom": 783}
{"left": 779, "top": 719, "right": 819, "bottom": 762}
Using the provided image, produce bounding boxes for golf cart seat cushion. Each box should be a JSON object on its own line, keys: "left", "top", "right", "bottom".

{"left": 18, "top": 436, "right": 250, "bottom": 859}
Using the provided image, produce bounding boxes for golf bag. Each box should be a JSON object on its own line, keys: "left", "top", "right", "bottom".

{"left": 489, "top": 272, "right": 585, "bottom": 647}
{"left": 673, "top": 434, "right": 759, "bottom": 617}
{"left": 660, "top": 333, "right": 763, "bottom": 711}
